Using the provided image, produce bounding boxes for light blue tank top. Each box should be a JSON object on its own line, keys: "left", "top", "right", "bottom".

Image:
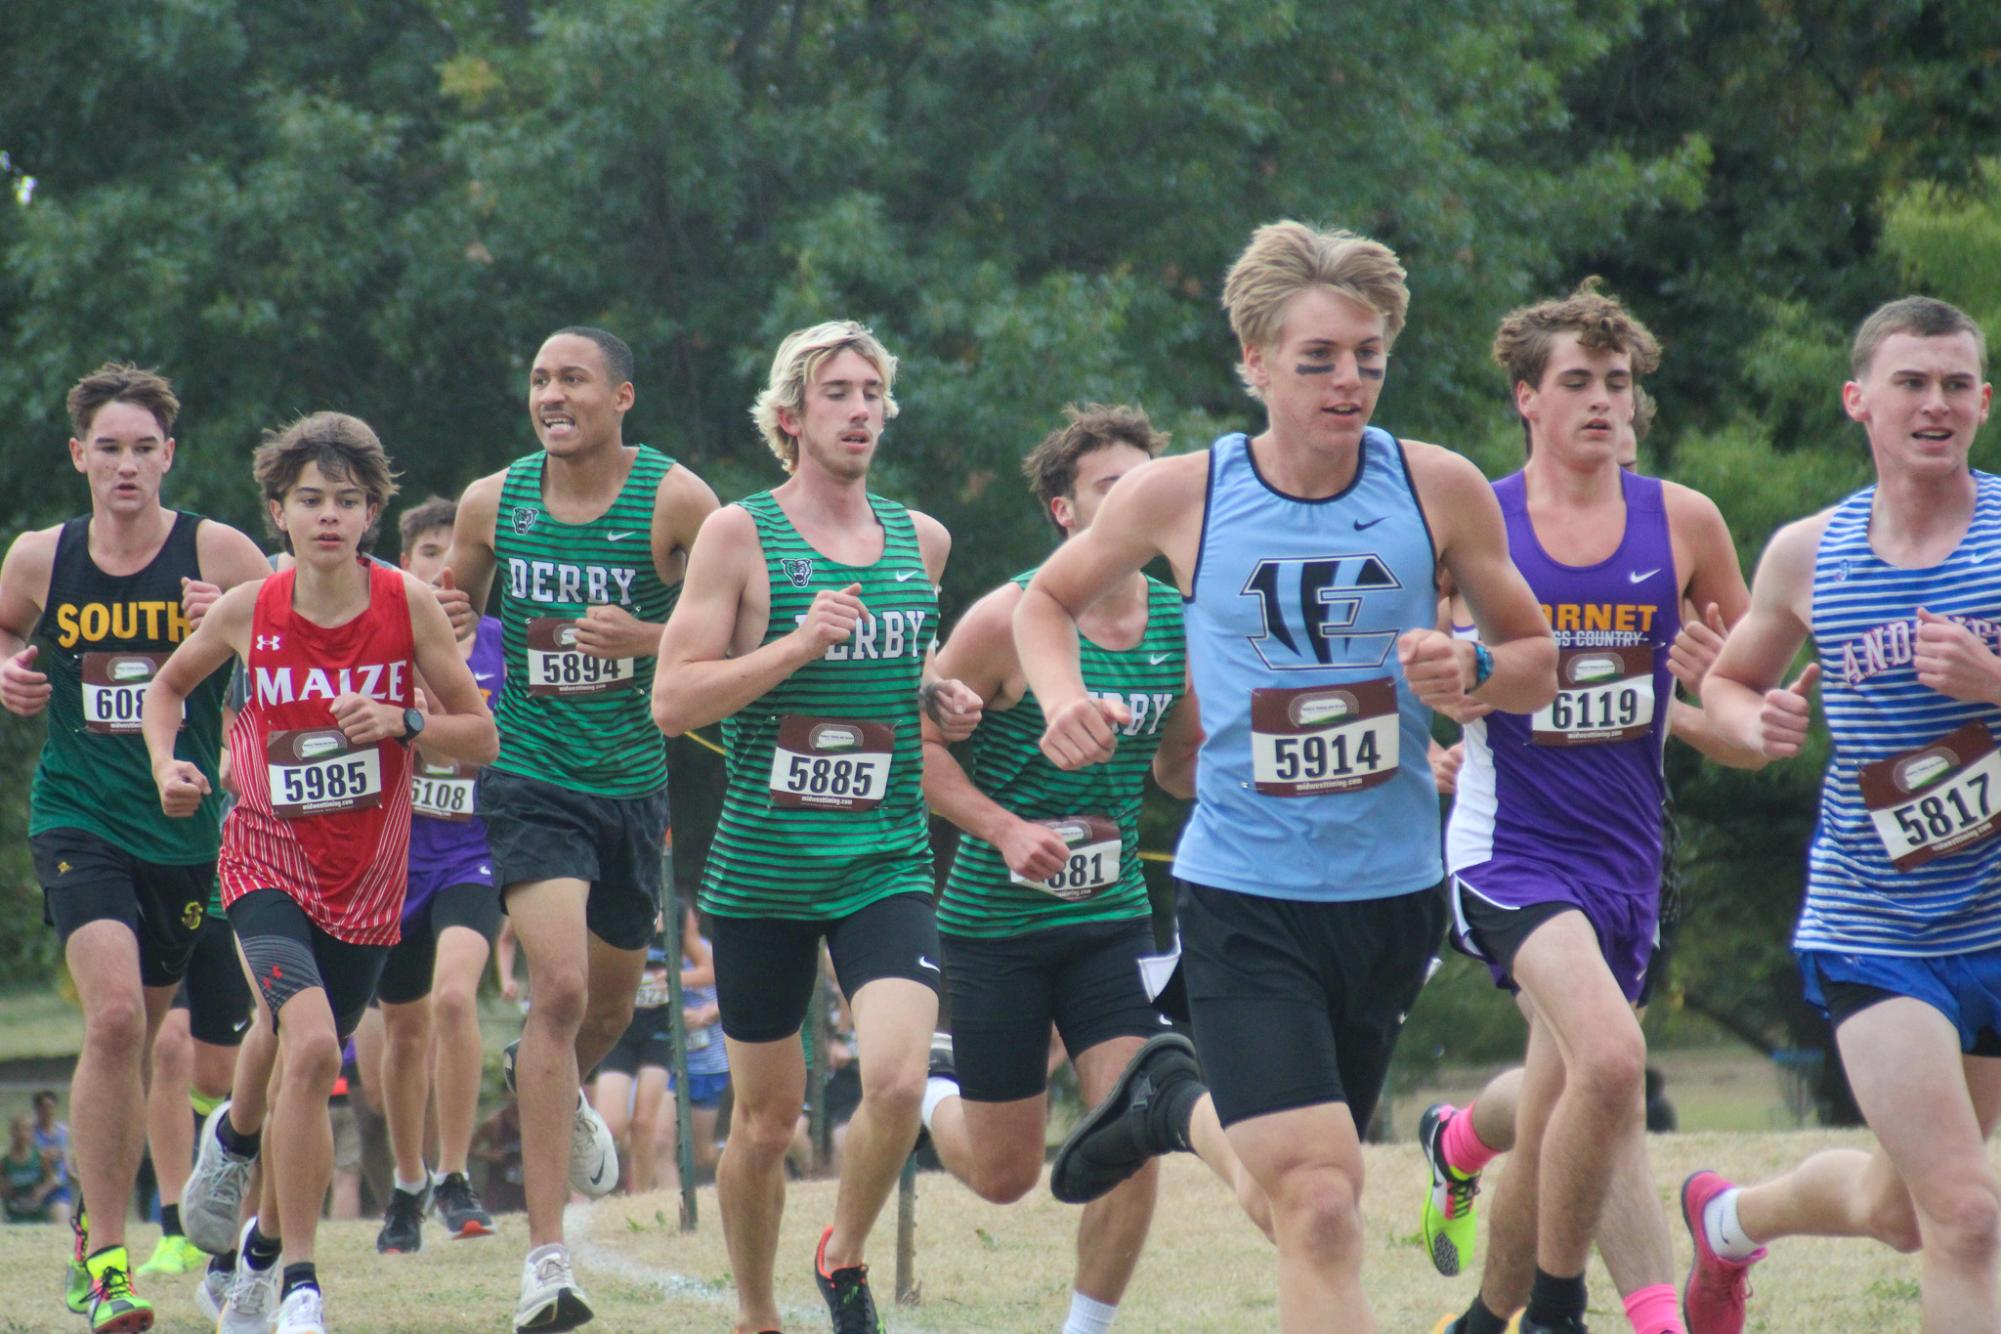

{"left": 1800, "top": 472, "right": 2001, "bottom": 956}
{"left": 1174, "top": 429, "right": 1444, "bottom": 901}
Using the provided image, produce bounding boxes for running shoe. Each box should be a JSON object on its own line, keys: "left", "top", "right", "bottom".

{"left": 275, "top": 1283, "right": 327, "bottom": 1334}
{"left": 1419, "top": 1102, "right": 1483, "bottom": 1277}
{"left": 813, "top": 1225, "right": 883, "bottom": 1334}
{"left": 514, "top": 1246, "right": 592, "bottom": 1332}
{"left": 375, "top": 1182, "right": 426, "bottom": 1254}
{"left": 65, "top": 1211, "right": 92, "bottom": 1315}
{"left": 1049, "top": 1031, "right": 1200, "bottom": 1204}
{"left": 570, "top": 1095, "right": 618, "bottom": 1197}
{"left": 195, "top": 1257, "right": 232, "bottom": 1324}
{"left": 217, "top": 1221, "right": 281, "bottom": 1334}
{"left": 83, "top": 1246, "right": 153, "bottom": 1333}
{"left": 1681, "top": 1170, "right": 1763, "bottom": 1334}
{"left": 913, "top": 1032, "right": 956, "bottom": 1157}
{"left": 1516, "top": 1315, "right": 1586, "bottom": 1333}
{"left": 432, "top": 1172, "right": 495, "bottom": 1239}
{"left": 134, "top": 1233, "right": 205, "bottom": 1276}
{"left": 183, "top": 1100, "right": 256, "bottom": 1254}
{"left": 502, "top": 1038, "right": 519, "bottom": 1096}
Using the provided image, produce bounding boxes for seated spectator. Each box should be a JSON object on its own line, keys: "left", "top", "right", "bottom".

{"left": 5, "top": 1114, "right": 61, "bottom": 1223}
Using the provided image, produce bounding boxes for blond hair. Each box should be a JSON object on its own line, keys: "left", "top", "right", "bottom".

{"left": 1221, "top": 221, "right": 1409, "bottom": 400}
{"left": 751, "top": 321, "right": 900, "bottom": 471}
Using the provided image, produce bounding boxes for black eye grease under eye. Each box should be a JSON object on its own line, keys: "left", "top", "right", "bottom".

{"left": 1294, "top": 363, "right": 1334, "bottom": 376}
{"left": 1358, "top": 366, "right": 1384, "bottom": 381}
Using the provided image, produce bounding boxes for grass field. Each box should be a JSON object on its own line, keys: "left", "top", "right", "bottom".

{"left": 0, "top": 1127, "right": 1934, "bottom": 1332}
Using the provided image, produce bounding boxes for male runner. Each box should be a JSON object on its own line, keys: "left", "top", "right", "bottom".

{"left": 1421, "top": 283, "right": 1751, "bottom": 1334}
{"left": 591, "top": 908, "right": 713, "bottom": 1193}
{"left": 1015, "top": 221, "right": 1557, "bottom": 1332}
{"left": 443, "top": 325, "right": 718, "bottom": 1331}
{"left": 916, "top": 403, "right": 1194, "bottom": 1334}
{"left": 374, "top": 496, "right": 505, "bottom": 1253}
{"left": 1686, "top": 297, "right": 2001, "bottom": 1332}
{"left": 653, "top": 318, "right": 982, "bottom": 1334}
{"left": 144, "top": 411, "right": 496, "bottom": 1334}
{"left": 0, "top": 362, "right": 268, "bottom": 1332}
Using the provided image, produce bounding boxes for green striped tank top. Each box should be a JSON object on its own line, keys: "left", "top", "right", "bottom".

{"left": 491, "top": 445, "right": 678, "bottom": 797}
{"left": 938, "top": 572, "right": 1185, "bottom": 939}
{"left": 700, "top": 491, "right": 937, "bottom": 921}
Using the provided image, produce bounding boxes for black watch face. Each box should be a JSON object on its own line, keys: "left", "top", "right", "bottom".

{"left": 404, "top": 708, "right": 425, "bottom": 738}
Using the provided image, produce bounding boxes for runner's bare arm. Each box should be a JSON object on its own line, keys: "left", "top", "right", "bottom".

{"left": 1666, "top": 484, "right": 1751, "bottom": 629}
{"left": 184, "top": 519, "right": 277, "bottom": 630}
{"left": 1705, "top": 514, "right": 1827, "bottom": 760}
{"left": 1150, "top": 675, "right": 1203, "bottom": 800}
{"left": 920, "top": 585, "right": 1068, "bottom": 879}
{"left": 1406, "top": 443, "right": 1557, "bottom": 714}
{"left": 144, "top": 582, "right": 254, "bottom": 816}
{"left": 403, "top": 575, "right": 498, "bottom": 766}
{"left": 1019, "top": 458, "right": 1199, "bottom": 768}
{"left": 441, "top": 470, "right": 504, "bottom": 634}
{"left": 0, "top": 528, "right": 57, "bottom": 716}
{"left": 653, "top": 505, "right": 830, "bottom": 736}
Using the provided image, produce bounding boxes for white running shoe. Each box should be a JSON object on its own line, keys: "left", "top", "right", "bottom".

{"left": 569, "top": 1096, "right": 618, "bottom": 1197}
{"left": 514, "top": 1246, "right": 592, "bottom": 1332}
{"left": 195, "top": 1262, "right": 231, "bottom": 1323}
{"left": 274, "top": 1283, "right": 327, "bottom": 1334}
{"left": 218, "top": 1220, "right": 282, "bottom": 1334}
{"left": 184, "top": 1100, "right": 257, "bottom": 1254}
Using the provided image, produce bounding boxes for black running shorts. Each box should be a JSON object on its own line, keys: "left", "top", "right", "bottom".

{"left": 33, "top": 827, "right": 213, "bottom": 988}
{"left": 1178, "top": 879, "right": 1444, "bottom": 1133}
{"left": 593, "top": 1004, "right": 673, "bottom": 1078}
{"left": 375, "top": 883, "right": 502, "bottom": 1007}
{"left": 228, "top": 888, "right": 389, "bottom": 1041}
{"left": 479, "top": 767, "right": 667, "bottom": 952}
{"left": 711, "top": 892, "right": 941, "bottom": 1045}
{"left": 169, "top": 915, "right": 253, "bottom": 1047}
{"left": 941, "top": 918, "right": 1167, "bottom": 1103}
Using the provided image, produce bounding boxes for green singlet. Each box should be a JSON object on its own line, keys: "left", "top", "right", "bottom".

{"left": 938, "top": 571, "right": 1185, "bottom": 939}
{"left": 700, "top": 491, "right": 937, "bottom": 922}
{"left": 29, "top": 512, "right": 228, "bottom": 864}
{"left": 491, "top": 445, "right": 678, "bottom": 798}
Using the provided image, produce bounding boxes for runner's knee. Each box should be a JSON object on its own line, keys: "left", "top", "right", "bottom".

{"left": 1920, "top": 1181, "right": 2001, "bottom": 1264}
{"left": 282, "top": 1026, "right": 344, "bottom": 1093}
{"left": 84, "top": 988, "right": 148, "bottom": 1060}
{"left": 965, "top": 1143, "right": 1044, "bottom": 1204}
{"left": 431, "top": 979, "right": 478, "bottom": 1028}
{"left": 727, "top": 1101, "right": 798, "bottom": 1163}
{"left": 1567, "top": 1024, "right": 1646, "bottom": 1115}
{"left": 529, "top": 966, "right": 589, "bottom": 1030}
{"left": 152, "top": 1021, "right": 193, "bottom": 1081}
{"left": 1268, "top": 1165, "right": 1365, "bottom": 1260}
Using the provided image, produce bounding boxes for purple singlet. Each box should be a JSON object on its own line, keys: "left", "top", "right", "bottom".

{"left": 404, "top": 617, "right": 503, "bottom": 918}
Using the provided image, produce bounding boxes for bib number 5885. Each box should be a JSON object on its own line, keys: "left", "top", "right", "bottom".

{"left": 783, "top": 754, "right": 876, "bottom": 799}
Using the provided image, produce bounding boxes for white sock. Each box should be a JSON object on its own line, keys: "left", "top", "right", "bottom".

{"left": 526, "top": 1241, "right": 567, "bottom": 1268}
{"left": 1062, "top": 1291, "right": 1117, "bottom": 1334}
{"left": 920, "top": 1076, "right": 959, "bottom": 1133}
{"left": 393, "top": 1173, "right": 428, "bottom": 1197}
{"left": 1703, "top": 1187, "right": 1762, "bottom": 1262}
{"left": 431, "top": 1168, "right": 450, "bottom": 1189}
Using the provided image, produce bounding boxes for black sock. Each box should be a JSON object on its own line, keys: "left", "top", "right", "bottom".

{"left": 209, "top": 1249, "right": 236, "bottom": 1275}
{"left": 281, "top": 1261, "right": 318, "bottom": 1297}
{"left": 1461, "top": 1298, "right": 1511, "bottom": 1334}
{"left": 1525, "top": 1268, "right": 1587, "bottom": 1325}
{"left": 243, "top": 1223, "right": 282, "bottom": 1270}
{"left": 216, "top": 1114, "right": 260, "bottom": 1159}
{"left": 160, "top": 1203, "right": 182, "bottom": 1238}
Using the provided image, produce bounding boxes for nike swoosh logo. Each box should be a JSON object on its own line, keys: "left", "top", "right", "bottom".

{"left": 479, "top": 866, "right": 490, "bottom": 876}
{"left": 1628, "top": 568, "right": 1660, "bottom": 584}
{"left": 590, "top": 1161, "right": 608, "bottom": 1186}
{"left": 473, "top": 672, "right": 496, "bottom": 681}
{"left": 1149, "top": 653, "right": 1171, "bottom": 665}
{"left": 605, "top": 531, "right": 638, "bottom": 542}
{"left": 1353, "top": 516, "right": 1386, "bottom": 531}
{"left": 896, "top": 570, "right": 922, "bottom": 582}
{"left": 1974, "top": 550, "right": 1995, "bottom": 564}
{"left": 917, "top": 956, "right": 941, "bottom": 974}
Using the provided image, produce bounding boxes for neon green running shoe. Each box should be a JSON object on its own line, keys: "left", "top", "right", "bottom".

{"left": 1419, "top": 1102, "right": 1483, "bottom": 1278}
{"left": 84, "top": 1245, "right": 154, "bottom": 1332}
{"left": 135, "top": 1233, "right": 206, "bottom": 1276}
{"left": 65, "top": 1213, "right": 92, "bottom": 1314}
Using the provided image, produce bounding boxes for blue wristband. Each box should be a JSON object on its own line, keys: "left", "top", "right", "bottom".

{"left": 1472, "top": 641, "right": 1495, "bottom": 689}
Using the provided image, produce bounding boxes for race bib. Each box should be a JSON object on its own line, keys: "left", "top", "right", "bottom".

{"left": 265, "top": 728, "right": 383, "bottom": 819}
{"left": 686, "top": 1023, "right": 714, "bottom": 1052}
{"left": 1008, "top": 814, "right": 1123, "bottom": 900}
{"left": 80, "top": 651, "right": 180, "bottom": 735}
{"left": 1861, "top": 722, "right": 2001, "bottom": 870}
{"left": 768, "top": 716, "right": 895, "bottom": 812}
{"left": 1249, "top": 680, "right": 1399, "bottom": 796}
{"left": 409, "top": 758, "right": 477, "bottom": 822}
{"left": 634, "top": 969, "right": 670, "bottom": 1009}
{"left": 1532, "top": 646, "right": 1656, "bottom": 746}
{"left": 525, "top": 617, "right": 636, "bottom": 697}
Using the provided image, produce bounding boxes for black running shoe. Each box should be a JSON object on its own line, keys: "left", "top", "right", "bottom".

{"left": 432, "top": 1172, "right": 495, "bottom": 1239}
{"left": 1518, "top": 1315, "right": 1590, "bottom": 1333}
{"left": 375, "top": 1184, "right": 426, "bottom": 1254}
{"left": 813, "top": 1225, "right": 883, "bottom": 1334}
{"left": 1049, "top": 1031, "right": 1200, "bottom": 1205}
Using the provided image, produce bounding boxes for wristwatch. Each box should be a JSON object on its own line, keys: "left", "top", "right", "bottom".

{"left": 398, "top": 707, "right": 426, "bottom": 746}
{"left": 1471, "top": 642, "right": 1495, "bottom": 690}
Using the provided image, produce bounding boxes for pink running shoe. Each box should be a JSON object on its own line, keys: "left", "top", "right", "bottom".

{"left": 1680, "top": 1170, "right": 1765, "bottom": 1334}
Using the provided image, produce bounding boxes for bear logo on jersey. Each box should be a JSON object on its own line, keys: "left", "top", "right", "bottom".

{"left": 512, "top": 507, "right": 539, "bottom": 535}
{"left": 784, "top": 558, "right": 815, "bottom": 588}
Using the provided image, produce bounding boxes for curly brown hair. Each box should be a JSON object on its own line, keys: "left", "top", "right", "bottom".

{"left": 1020, "top": 404, "right": 1168, "bottom": 533}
